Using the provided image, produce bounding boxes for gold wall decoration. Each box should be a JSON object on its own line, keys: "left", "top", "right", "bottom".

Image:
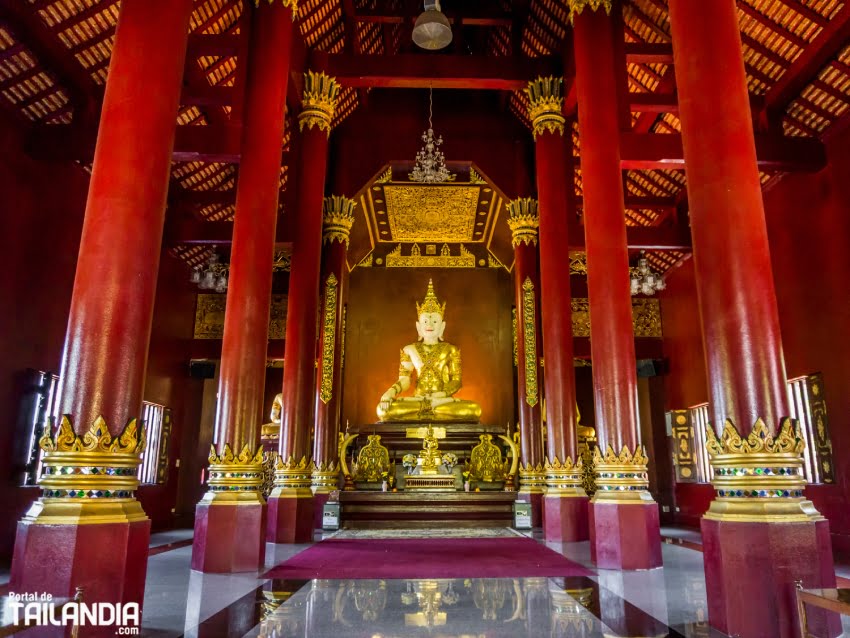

{"left": 385, "top": 243, "right": 476, "bottom": 268}
{"left": 521, "top": 278, "right": 539, "bottom": 407}
{"left": 525, "top": 76, "right": 565, "bottom": 137}
{"left": 469, "top": 167, "right": 486, "bottom": 184}
{"left": 570, "top": 298, "right": 662, "bottom": 338}
{"left": 194, "top": 294, "right": 287, "bottom": 339}
{"left": 340, "top": 305, "right": 347, "bottom": 370}
{"left": 319, "top": 273, "right": 339, "bottom": 404}
{"left": 383, "top": 185, "right": 480, "bottom": 242}
{"left": 155, "top": 409, "right": 172, "bottom": 484}
{"left": 806, "top": 372, "right": 834, "bottom": 483}
{"left": 376, "top": 166, "right": 393, "bottom": 183}
{"left": 569, "top": 252, "right": 588, "bottom": 276}
{"left": 299, "top": 71, "right": 339, "bottom": 133}
{"left": 272, "top": 251, "right": 291, "bottom": 272}
{"left": 670, "top": 410, "right": 697, "bottom": 482}
{"left": 512, "top": 307, "right": 518, "bottom": 367}
{"left": 356, "top": 254, "right": 373, "bottom": 268}
{"left": 468, "top": 434, "right": 508, "bottom": 482}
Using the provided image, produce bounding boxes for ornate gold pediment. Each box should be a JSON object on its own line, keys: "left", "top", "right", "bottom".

{"left": 383, "top": 185, "right": 480, "bottom": 243}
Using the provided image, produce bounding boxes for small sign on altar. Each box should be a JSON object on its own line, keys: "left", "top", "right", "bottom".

{"left": 513, "top": 501, "right": 532, "bottom": 530}
{"left": 322, "top": 502, "right": 340, "bottom": 530}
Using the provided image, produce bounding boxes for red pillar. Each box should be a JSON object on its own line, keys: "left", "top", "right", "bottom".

{"left": 523, "top": 79, "right": 590, "bottom": 541}
{"left": 311, "top": 196, "right": 356, "bottom": 525}
{"left": 572, "top": 3, "right": 661, "bottom": 569}
{"left": 668, "top": 2, "right": 837, "bottom": 636}
{"left": 268, "top": 71, "right": 340, "bottom": 544}
{"left": 506, "top": 199, "right": 546, "bottom": 525}
{"left": 190, "top": 1, "right": 294, "bottom": 574}
{"left": 9, "top": 0, "right": 193, "bottom": 627}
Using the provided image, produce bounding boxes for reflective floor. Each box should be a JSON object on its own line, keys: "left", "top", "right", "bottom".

{"left": 142, "top": 529, "right": 735, "bottom": 638}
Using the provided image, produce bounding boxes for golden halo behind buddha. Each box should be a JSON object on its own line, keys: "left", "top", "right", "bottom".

{"left": 415, "top": 279, "right": 447, "bottom": 319}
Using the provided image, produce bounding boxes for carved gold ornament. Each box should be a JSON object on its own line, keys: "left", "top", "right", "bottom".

{"left": 253, "top": 0, "right": 298, "bottom": 16}
{"left": 567, "top": 0, "right": 613, "bottom": 23}
{"left": 544, "top": 456, "right": 585, "bottom": 495}
{"left": 322, "top": 196, "right": 357, "bottom": 245}
{"left": 416, "top": 278, "right": 447, "bottom": 318}
{"left": 195, "top": 294, "right": 287, "bottom": 339}
{"left": 571, "top": 297, "right": 662, "bottom": 338}
{"left": 353, "top": 435, "right": 393, "bottom": 483}
{"left": 468, "top": 434, "right": 508, "bottom": 482}
{"left": 385, "top": 243, "right": 476, "bottom": 268}
{"left": 521, "top": 278, "right": 539, "bottom": 408}
{"left": 591, "top": 444, "right": 652, "bottom": 503}
{"left": 569, "top": 252, "right": 588, "bottom": 276}
{"left": 383, "top": 185, "right": 480, "bottom": 242}
{"left": 512, "top": 307, "right": 518, "bottom": 366}
{"left": 507, "top": 198, "right": 539, "bottom": 247}
{"left": 703, "top": 417, "right": 822, "bottom": 523}
{"left": 525, "top": 77, "right": 565, "bottom": 137}
{"left": 299, "top": 71, "right": 339, "bottom": 133}
{"left": 27, "top": 416, "right": 148, "bottom": 525}
{"left": 319, "top": 273, "right": 339, "bottom": 404}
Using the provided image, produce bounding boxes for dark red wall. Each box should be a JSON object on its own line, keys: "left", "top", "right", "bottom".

{"left": 660, "top": 122, "right": 850, "bottom": 549}
{"left": 0, "top": 114, "right": 203, "bottom": 561}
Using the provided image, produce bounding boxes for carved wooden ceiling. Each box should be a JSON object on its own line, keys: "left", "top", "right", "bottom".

{"left": 0, "top": 0, "right": 848, "bottom": 274}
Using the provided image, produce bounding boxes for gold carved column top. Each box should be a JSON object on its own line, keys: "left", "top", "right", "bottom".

{"left": 253, "top": 0, "right": 298, "bottom": 16}
{"left": 322, "top": 195, "right": 357, "bottom": 245}
{"left": 525, "top": 77, "right": 565, "bottom": 138}
{"left": 507, "top": 198, "right": 540, "bottom": 247}
{"left": 299, "top": 71, "right": 339, "bottom": 134}
{"left": 567, "top": 0, "right": 613, "bottom": 22}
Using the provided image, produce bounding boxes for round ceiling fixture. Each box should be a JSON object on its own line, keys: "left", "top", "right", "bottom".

{"left": 412, "top": 0, "right": 452, "bottom": 51}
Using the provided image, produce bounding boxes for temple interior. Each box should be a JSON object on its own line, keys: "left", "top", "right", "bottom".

{"left": 1, "top": 0, "right": 850, "bottom": 637}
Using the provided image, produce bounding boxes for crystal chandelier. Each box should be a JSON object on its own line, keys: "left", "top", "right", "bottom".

{"left": 190, "top": 252, "right": 228, "bottom": 293}
{"left": 409, "top": 87, "right": 455, "bottom": 183}
{"left": 630, "top": 252, "right": 665, "bottom": 296}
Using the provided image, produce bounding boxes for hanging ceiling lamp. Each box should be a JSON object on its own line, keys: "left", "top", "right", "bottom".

{"left": 412, "top": 0, "right": 452, "bottom": 51}
{"left": 630, "top": 251, "right": 666, "bottom": 296}
{"left": 409, "top": 87, "right": 455, "bottom": 183}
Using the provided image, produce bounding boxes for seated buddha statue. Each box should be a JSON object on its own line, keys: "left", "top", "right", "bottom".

{"left": 260, "top": 393, "right": 283, "bottom": 443}
{"left": 377, "top": 280, "right": 482, "bottom": 423}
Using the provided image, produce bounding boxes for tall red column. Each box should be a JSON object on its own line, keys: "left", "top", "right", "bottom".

{"left": 506, "top": 198, "right": 545, "bottom": 524}
{"left": 523, "top": 80, "right": 589, "bottom": 541}
{"left": 571, "top": 2, "right": 661, "bottom": 569}
{"left": 190, "top": 0, "right": 294, "bottom": 574}
{"left": 669, "top": 3, "right": 837, "bottom": 636}
{"left": 311, "top": 196, "right": 356, "bottom": 524}
{"left": 267, "top": 71, "right": 339, "bottom": 543}
{"left": 9, "top": 0, "right": 193, "bottom": 628}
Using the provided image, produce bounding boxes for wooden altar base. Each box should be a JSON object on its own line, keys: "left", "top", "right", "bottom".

{"left": 339, "top": 491, "right": 516, "bottom": 529}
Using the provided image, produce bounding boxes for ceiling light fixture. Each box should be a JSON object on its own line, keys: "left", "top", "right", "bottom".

{"left": 412, "top": 0, "right": 452, "bottom": 51}
{"left": 630, "top": 251, "right": 666, "bottom": 296}
{"left": 409, "top": 87, "right": 455, "bottom": 183}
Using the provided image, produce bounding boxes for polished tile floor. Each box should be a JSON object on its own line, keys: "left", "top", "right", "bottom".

{"left": 141, "top": 528, "right": 737, "bottom": 637}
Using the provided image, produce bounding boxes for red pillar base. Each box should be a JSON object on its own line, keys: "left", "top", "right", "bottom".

{"left": 543, "top": 494, "right": 589, "bottom": 541}
{"left": 702, "top": 517, "right": 840, "bottom": 638}
{"left": 312, "top": 491, "right": 330, "bottom": 530}
{"left": 11, "top": 516, "right": 150, "bottom": 637}
{"left": 191, "top": 496, "right": 266, "bottom": 573}
{"left": 589, "top": 500, "right": 662, "bottom": 570}
{"left": 267, "top": 489, "right": 314, "bottom": 543}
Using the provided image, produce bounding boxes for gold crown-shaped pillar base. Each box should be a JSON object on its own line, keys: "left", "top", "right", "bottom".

{"left": 518, "top": 462, "right": 547, "bottom": 494}
{"left": 544, "top": 457, "right": 587, "bottom": 497}
{"left": 272, "top": 455, "right": 315, "bottom": 493}
{"left": 590, "top": 444, "right": 654, "bottom": 504}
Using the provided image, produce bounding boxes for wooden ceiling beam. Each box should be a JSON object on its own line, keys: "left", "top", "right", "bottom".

{"left": 53, "top": 0, "right": 120, "bottom": 33}
{"left": 354, "top": 8, "right": 512, "bottom": 28}
{"left": 186, "top": 33, "right": 241, "bottom": 58}
{"left": 619, "top": 131, "right": 826, "bottom": 171}
{"left": 0, "top": 0, "right": 100, "bottom": 116}
{"left": 322, "top": 53, "right": 559, "bottom": 89}
{"left": 763, "top": 4, "right": 850, "bottom": 118}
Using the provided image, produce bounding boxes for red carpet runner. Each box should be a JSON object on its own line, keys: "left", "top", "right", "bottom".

{"left": 264, "top": 537, "right": 592, "bottom": 580}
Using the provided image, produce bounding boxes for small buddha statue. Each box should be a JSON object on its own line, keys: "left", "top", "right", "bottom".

{"left": 261, "top": 393, "right": 283, "bottom": 442}
{"left": 377, "top": 280, "right": 482, "bottom": 423}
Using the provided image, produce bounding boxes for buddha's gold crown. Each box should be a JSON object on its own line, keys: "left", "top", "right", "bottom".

{"left": 416, "top": 279, "right": 446, "bottom": 318}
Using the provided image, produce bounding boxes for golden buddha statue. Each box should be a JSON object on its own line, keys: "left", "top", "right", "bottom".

{"left": 377, "top": 280, "right": 482, "bottom": 423}
{"left": 260, "top": 393, "right": 283, "bottom": 443}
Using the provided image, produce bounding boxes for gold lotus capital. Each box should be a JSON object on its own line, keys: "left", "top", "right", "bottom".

{"left": 706, "top": 417, "right": 805, "bottom": 457}
{"left": 299, "top": 71, "right": 339, "bottom": 134}
{"left": 40, "top": 415, "right": 146, "bottom": 456}
{"left": 208, "top": 443, "right": 264, "bottom": 465}
{"left": 567, "top": 0, "right": 613, "bottom": 23}
{"left": 592, "top": 443, "right": 649, "bottom": 466}
{"left": 274, "top": 454, "right": 314, "bottom": 471}
{"left": 322, "top": 195, "right": 357, "bottom": 244}
{"left": 525, "top": 77, "right": 565, "bottom": 138}
{"left": 507, "top": 198, "right": 539, "bottom": 246}
{"left": 544, "top": 456, "right": 583, "bottom": 471}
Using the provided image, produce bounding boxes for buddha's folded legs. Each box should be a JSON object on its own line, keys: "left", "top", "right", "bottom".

{"left": 377, "top": 398, "right": 481, "bottom": 423}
